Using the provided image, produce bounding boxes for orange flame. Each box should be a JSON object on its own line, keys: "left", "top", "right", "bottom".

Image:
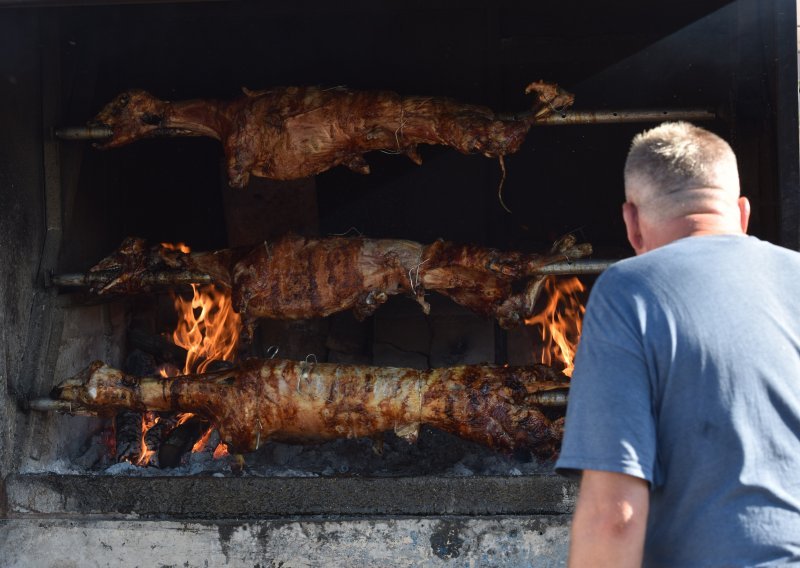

{"left": 190, "top": 426, "right": 215, "bottom": 453}
{"left": 172, "top": 283, "right": 241, "bottom": 457}
{"left": 524, "top": 276, "right": 585, "bottom": 377}
{"left": 213, "top": 443, "right": 230, "bottom": 459}
{"left": 161, "top": 241, "right": 191, "bottom": 254}
{"left": 131, "top": 245, "right": 242, "bottom": 466}
{"left": 173, "top": 283, "right": 241, "bottom": 375}
{"left": 135, "top": 412, "right": 159, "bottom": 466}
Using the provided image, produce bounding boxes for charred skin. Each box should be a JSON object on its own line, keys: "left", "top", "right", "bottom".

{"left": 51, "top": 359, "right": 569, "bottom": 458}
{"left": 88, "top": 82, "right": 575, "bottom": 188}
{"left": 86, "top": 235, "right": 591, "bottom": 333}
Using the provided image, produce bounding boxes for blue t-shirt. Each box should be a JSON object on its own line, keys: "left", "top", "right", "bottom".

{"left": 556, "top": 235, "right": 800, "bottom": 566}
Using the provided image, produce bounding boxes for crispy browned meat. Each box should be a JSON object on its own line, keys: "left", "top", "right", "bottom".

{"left": 88, "top": 82, "right": 574, "bottom": 188}
{"left": 51, "top": 359, "right": 569, "bottom": 457}
{"left": 86, "top": 234, "right": 591, "bottom": 333}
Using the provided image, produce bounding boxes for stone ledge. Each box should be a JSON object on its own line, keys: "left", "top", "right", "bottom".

{"left": 6, "top": 473, "right": 576, "bottom": 519}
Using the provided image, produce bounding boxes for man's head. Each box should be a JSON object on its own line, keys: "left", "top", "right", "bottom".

{"left": 621, "top": 121, "right": 750, "bottom": 255}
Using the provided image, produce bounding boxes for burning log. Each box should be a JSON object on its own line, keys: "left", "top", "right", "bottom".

{"left": 87, "top": 82, "right": 574, "bottom": 188}
{"left": 80, "top": 233, "right": 592, "bottom": 336}
{"left": 45, "top": 358, "right": 569, "bottom": 459}
{"left": 140, "top": 413, "right": 179, "bottom": 467}
{"left": 158, "top": 415, "right": 209, "bottom": 468}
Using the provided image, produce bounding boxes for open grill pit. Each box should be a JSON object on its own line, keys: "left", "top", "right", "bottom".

{"left": 1, "top": 1, "right": 797, "bottom": 565}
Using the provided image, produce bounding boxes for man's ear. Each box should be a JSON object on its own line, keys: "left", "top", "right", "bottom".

{"left": 738, "top": 196, "right": 751, "bottom": 234}
{"left": 622, "top": 202, "right": 646, "bottom": 255}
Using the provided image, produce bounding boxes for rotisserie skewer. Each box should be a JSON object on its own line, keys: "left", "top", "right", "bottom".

{"left": 41, "top": 358, "right": 569, "bottom": 458}
{"left": 76, "top": 234, "right": 591, "bottom": 336}
{"left": 57, "top": 108, "right": 717, "bottom": 142}
{"left": 87, "top": 82, "right": 574, "bottom": 187}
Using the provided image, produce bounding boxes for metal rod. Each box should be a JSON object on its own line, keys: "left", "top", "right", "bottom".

{"left": 50, "top": 259, "right": 617, "bottom": 289}
{"left": 27, "top": 398, "right": 97, "bottom": 416}
{"left": 54, "top": 126, "right": 112, "bottom": 140}
{"left": 27, "top": 398, "right": 76, "bottom": 413}
{"left": 50, "top": 273, "right": 90, "bottom": 287}
{"left": 50, "top": 271, "right": 215, "bottom": 288}
{"left": 534, "top": 259, "right": 617, "bottom": 275}
{"left": 528, "top": 390, "right": 569, "bottom": 407}
{"left": 534, "top": 109, "right": 716, "bottom": 125}
{"left": 53, "top": 108, "right": 717, "bottom": 141}
{"left": 30, "top": 390, "right": 569, "bottom": 413}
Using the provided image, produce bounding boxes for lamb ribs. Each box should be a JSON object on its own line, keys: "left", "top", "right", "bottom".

{"left": 88, "top": 81, "right": 574, "bottom": 187}
{"left": 85, "top": 234, "right": 591, "bottom": 335}
{"left": 49, "top": 358, "right": 569, "bottom": 458}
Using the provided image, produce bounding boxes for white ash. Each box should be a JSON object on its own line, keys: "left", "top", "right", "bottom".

{"left": 19, "top": 458, "right": 83, "bottom": 475}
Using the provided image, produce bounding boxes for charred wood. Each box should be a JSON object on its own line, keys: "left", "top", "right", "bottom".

{"left": 114, "top": 411, "right": 143, "bottom": 463}
{"left": 141, "top": 413, "right": 179, "bottom": 468}
{"left": 158, "top": 416, "right": 208, "bottom": 468}
{"left": 127, "top": 328, "right": 188, "bottom": 369}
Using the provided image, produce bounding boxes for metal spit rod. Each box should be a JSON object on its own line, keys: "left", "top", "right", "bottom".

{"left": 50, "top": 271, "right": 215, "bottom": 288}
{"left": 534, "top": 108, "right": 716, "bottom": 125}
{"left": 55, "top": 126, "right": 113, "bottom": 140}
{"left": 28, "top": 390, "right": 570, "bottom": 413}
{"left": 49, "top": 259, "right": 618, "bottom": 289}
{"left": 53, "top": 109, "right": 715, "bottom": 140}
{"left": 533, "top": 259, "right": 617, "bottom": 275}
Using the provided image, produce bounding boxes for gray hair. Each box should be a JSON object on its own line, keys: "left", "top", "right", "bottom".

{"left": 624, "top": 122, "right": 740, "bottom": 218}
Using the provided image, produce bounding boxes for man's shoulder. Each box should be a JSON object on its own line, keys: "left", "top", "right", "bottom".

{"left": 607, "top": 235, "right": 800, "bottom": 274}
{"left": 594, "top": 235, "right": 800, "bottom": 308}
{"left": 593, "top": 253, "right": 655, "bottom": 290}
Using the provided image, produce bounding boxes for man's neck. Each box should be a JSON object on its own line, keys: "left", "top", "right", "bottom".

{"left": 641, "top": 214, "right": 744, "bottom": 252}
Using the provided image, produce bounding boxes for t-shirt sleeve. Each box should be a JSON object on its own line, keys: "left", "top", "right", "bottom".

{"left": 554, "top": 271, "right": 657, "bottom": 484}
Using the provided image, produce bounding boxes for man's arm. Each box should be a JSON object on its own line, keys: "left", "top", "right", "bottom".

{"left": 568, "top": 469, "right": 650, "bottom": 568}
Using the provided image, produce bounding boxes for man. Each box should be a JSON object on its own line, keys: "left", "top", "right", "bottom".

{"left": 555, "top": 122, "right": 800, "bottom": 566}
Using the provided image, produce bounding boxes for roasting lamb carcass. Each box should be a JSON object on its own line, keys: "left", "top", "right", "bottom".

{"left": 85, "top": 234, "right": 591, "bottom": 335}
{"left": 87, "top": 82, "right": 574, "bottom": 188}
{"left": 48, "top": 359, "right": 569, "bottom": 458}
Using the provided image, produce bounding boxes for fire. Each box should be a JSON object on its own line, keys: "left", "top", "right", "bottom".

{"left": 129, "top": 243, "right": 242, "bottom": 466}
{"left": 524, "top": 276, "right": 586, "bottom": 377}
{"left": 190, "top": 426, "right": 230, "bottom": 460}
{"left": 136, "top": 412, "right": 159, "bottom": 466}
{"left": 191, "top": 426, "right": 215, "bottom": 453}
{"left": 169, "top": 282, "right": 241, "bottom": 460}
{"left": 173, "top": 283, "right": 241, "bottom": 374}
{"left": 161, "top": 241, "right": 191, "bottom": 254}
{"left": 213, "top": 443, "right": 230, "bottom": 459}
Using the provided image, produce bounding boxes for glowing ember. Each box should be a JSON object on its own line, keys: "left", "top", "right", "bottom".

{"left": 212, "top": 443, "right": 230, "bottom": 459}
{"left": 524, "top": 276, "right": 585, "bottom": 377}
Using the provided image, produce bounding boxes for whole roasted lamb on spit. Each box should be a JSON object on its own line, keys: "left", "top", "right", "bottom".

{"left": 83, "top": 234, "right": 591, "bottom": 337}
{"left": 87, "top": 81, "right": 574, "bottom": 187}
{"left": 41, "top": 358, "right": 569, "bottom": 459}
